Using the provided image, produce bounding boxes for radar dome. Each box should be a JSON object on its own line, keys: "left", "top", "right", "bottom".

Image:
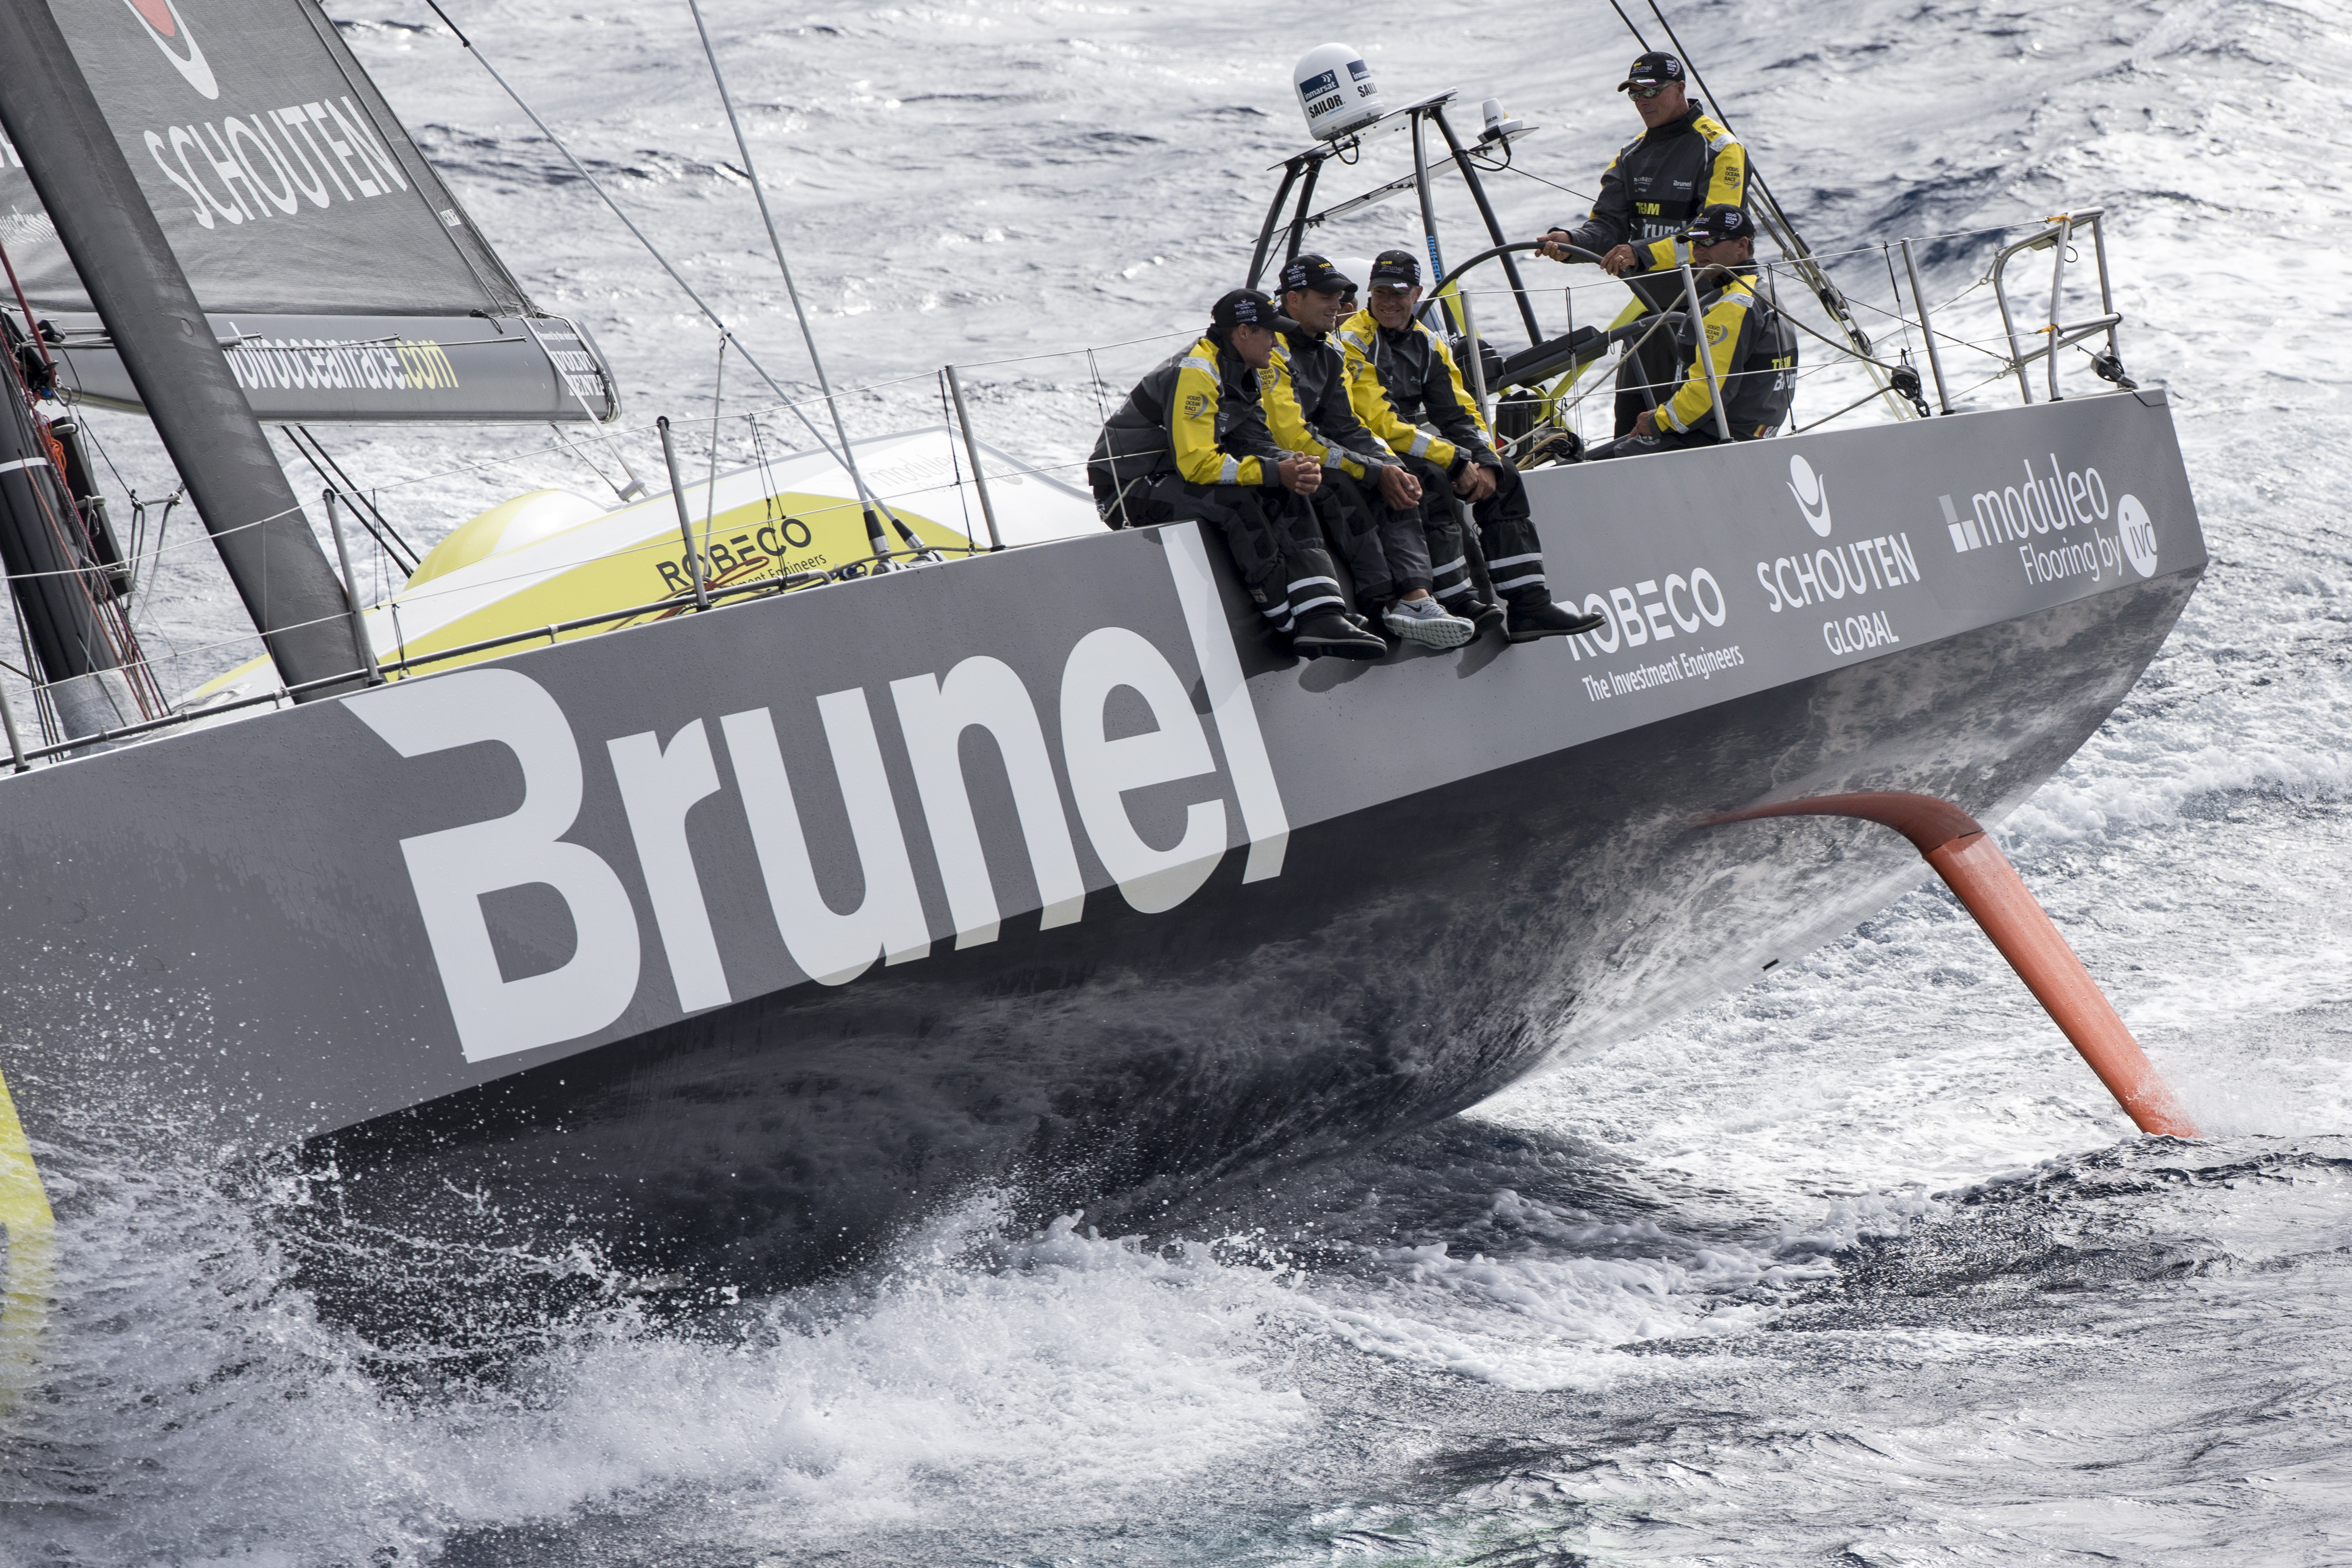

{"left": 1293, "top": 44, "right": 1383, "bottom": 141}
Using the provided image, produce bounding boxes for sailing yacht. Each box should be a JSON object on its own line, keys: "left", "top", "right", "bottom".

{"left": 0, "top": 1, "right": 2204, "bottom": 1316}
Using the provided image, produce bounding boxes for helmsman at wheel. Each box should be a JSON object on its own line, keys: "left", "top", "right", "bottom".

{"left": 1534, "top": 50, "right": 1750, "bottom": 438}
{"left": 1088, "top": 288, "right": 1386, "bottom": 660}
{"left": 1339, "top": 249, "right": 1605, "bottom": 644}
{"left": 1586, "top": 204, "right": 1797, "bottom": 459}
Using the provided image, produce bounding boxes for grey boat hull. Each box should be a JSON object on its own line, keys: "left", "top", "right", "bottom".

{"left": 0, "top": 392, "right": 2203, "bottom": 1299}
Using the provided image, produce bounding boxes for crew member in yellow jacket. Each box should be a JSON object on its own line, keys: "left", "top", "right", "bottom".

{"left": 1339, "top": 250, "right": 1605, "bottom": 645}
{"left": 1534, "top": 50, "right": 1751, "bottom": 437}
{"left": 1587, "top": 205, "right": 1798, "bottom": 459}
{"left": 1088, "top": 289, "right": 1384, "bottom": 659}
{"left": 1260, "top": 254, "right": 1476, "bottom": 650}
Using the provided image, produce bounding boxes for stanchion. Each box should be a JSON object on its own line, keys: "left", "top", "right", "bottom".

{"left": 656, "top": 417, "right": 710, "bottom": 611}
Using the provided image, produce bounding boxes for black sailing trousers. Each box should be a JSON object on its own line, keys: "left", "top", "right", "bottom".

{"left": 1140, "top": 478, "right": 1346, "bottom": 637}
{"left": 1397, "top": 456, "right": 1557, "bottom": 609}
{"left": 1310, "top": 470, "right": 1431, "bottom": 607}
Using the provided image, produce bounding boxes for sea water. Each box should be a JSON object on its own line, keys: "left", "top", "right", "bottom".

{"left": 4, "top": 0, "right": 2349, "bottom": 1560}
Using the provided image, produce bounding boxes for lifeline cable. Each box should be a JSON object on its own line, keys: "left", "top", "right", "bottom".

{"left": 683, "top": 0, "right": 932, "bottom": 562}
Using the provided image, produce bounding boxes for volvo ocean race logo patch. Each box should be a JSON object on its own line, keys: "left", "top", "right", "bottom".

{"left": 1786, "top": 453, "right": 1832, "bottom": 537}
{"left": 2117, "top": 494, "right": 2158, "bottom": 577}
{"left": 123, "top": 0, "right": 219, "bottom": 100}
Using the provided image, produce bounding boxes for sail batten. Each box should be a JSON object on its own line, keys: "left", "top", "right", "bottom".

{"left": 0, "top": 0, "right": 615, "bottom": 422}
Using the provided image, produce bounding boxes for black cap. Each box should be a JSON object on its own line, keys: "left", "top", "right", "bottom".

{"left": 1680, "top": 204, "right": 1751, "bottom": 247}
{"left": 1367, "top": 248, "right": 1422, "bottom": 290}
{"left": 1278, "top": 253, "right": 1356, "bottom": 296}
{"left": 1618, "top": 50, "right": 1685, "bottom": 90}
{"left": 1211, "top": 288, "right": 1281, "bottom": 332}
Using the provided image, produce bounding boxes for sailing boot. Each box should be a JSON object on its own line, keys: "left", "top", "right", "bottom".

{"left": 1292, "top": 611, "right": 1388, "bottom": 661}
{"left": 1507, "top": 599, "right": 1607, "bottom": 643}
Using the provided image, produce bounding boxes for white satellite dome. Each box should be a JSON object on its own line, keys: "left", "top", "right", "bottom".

{"left": 1292, "top": 43, "right": 1384, "bottom": 141}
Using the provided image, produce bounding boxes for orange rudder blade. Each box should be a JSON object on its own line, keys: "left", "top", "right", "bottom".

{"left": 1925, "top": 832, "right": 2200, "bottom": 1139}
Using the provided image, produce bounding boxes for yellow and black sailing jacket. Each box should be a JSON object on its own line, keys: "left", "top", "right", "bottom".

{"left": 1335, "top": 308, "right": 1494, "bottom": 475}
{"left": 1639, "top": 256, "right": 1798, "bottom": 440}
{"left": 1559, "top": 104, "right": 1747, "bottom": 254}
{"left": 1087, "top": 334, "right": 1288, "bottom": 494}
{"left": 1260, "top": 324, "right": 1396, "bottom": 483}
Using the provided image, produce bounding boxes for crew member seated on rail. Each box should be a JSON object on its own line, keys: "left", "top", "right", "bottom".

{"left": 1585, "top": 205, "right": 1797, "bottom": 459}
{"left": 1534, "top": 50, "right": 1749, "bottom": 438}
{"left": 1088, "top": 288, "right": 1386, "bottom": 660}
{"left": 1339, "top": 250, "right": 1605, "bottom": 644}
{"left": 1262, "top": 254, "right": 1474, "bottom": 650}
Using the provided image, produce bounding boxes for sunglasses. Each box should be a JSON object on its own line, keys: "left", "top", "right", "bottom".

{"left": 1626, "top": 83, "right": 1669, "bottom": 100}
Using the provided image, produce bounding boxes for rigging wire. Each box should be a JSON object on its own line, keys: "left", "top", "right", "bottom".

{"left": 682, "top": 0, "right": 933, "bottom": 564}
{"left": 1084, "top": 347, "right": 1135, "bottom": 530}
{"left": 514, "top": 314, "right": 649, "bottom": 501}
{"left": 548, "top": 420, "right": 626, "bottom": 501}
{"left": 417, "top": 0, "right": 854, "bottom": 470}
{"left": 700, "top": 331, "right": 726, "bottom": 564}
{"left": 1498, "top": 163, "right": 1599, "bottom": 209}
{"left": 937, "top": 370, "right": 975, "bottom": 540}
{"left": 1606, "top": 0, "right": 1653, "bottom": 51}
{"left": 745, "top": 410, "right": 781, "bottom": 522}
{"left": 281, "top": 426, "right": 422, "bottom": 572}
{"left": 1613, "top": 0, "right": 1907, "bottom": 419}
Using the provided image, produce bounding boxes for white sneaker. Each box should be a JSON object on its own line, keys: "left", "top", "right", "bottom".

{"left": 1382, "top": 596, "right": 1475, "bottom": 649}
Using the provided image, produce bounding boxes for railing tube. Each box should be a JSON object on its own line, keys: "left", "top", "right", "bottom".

{"left": 0, "top": 667, "right": 27, "bottom": 773}
{"left": 1408, "top": 107, "right": 1445, "bottom": 293}
{"left": 1677, "top": 262, "right": 1733, "bottom": 442}
{"left": 2046, "top": 214, "right": 2073, "bottom": 402}
{"left": 1246, "top": 158, "right": 1304, "bottom": 292}
{"left": 1456, "top": 287, "right": 1492, "bottom": 422}
{"left": 1991, "top": 235, "right": 2034, "bottom": 404}
{"left": 2085, "top": 212, "right": 2123, "bottom": 366}
{"left": 1281, "top": 157, "right": 1323, "bottom": 272}
{"left": 656, "top": 417, "right": 710, "bottom": 611}
{"left": 942, "top": 365, "right": 1004, "bottom": 552}
{"left": 1429, "top": 105, "right": 1544, "bottom": 344}
{"left": 1901, "top": 239, "right": 1953, "bottom": 415}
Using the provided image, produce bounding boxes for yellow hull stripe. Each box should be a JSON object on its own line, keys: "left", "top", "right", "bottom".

{"left": 0, "top": 1069, "right": 53, "bottom": 1415}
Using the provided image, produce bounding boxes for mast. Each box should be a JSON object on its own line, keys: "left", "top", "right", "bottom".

{"left": 0, "top": 337, "right": 134, "bottom": 740}
{"left": 0, "top": 1, "right": 367, "bottom": 702}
